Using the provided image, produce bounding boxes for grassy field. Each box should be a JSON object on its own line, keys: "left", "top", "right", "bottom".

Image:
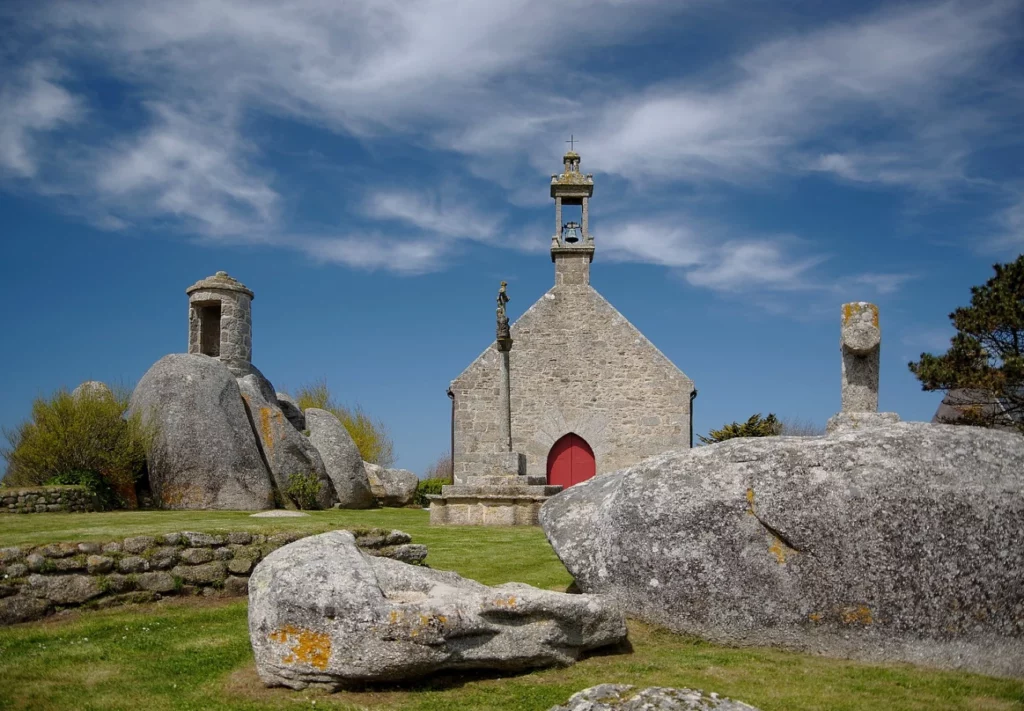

{"left": 1, "top": 509, "right": 1022, "bottom": 711}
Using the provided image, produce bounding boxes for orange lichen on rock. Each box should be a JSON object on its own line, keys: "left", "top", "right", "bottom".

{"left": 269, "top": 625, "right": 331, "bottom": 670}
{"left": 839, "top": 605, "right": 874, "bottom": 625}
{"left": 493, "top": 595, "right": 518, "bottom": 608}
{"left": 842, "top": 302, "right": 880, "bottom": 329}
{"left": 259, "top": 407, "right": 274, "bottom": 453}
{"left": 768, "top": 537, "right": 788, "bottom": 564}
{"left": 808, "top": 612, "right": 823, "bottom": 623}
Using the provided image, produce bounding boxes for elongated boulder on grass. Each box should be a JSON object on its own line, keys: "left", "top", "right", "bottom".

{"left": 130, "top": 354, "right": 274, "bottom": 510}
{"left": 237, "top": 369, "right": 336, "bottom": 510}
{"left": 540, "top": 422, "right": 1024, "bottom": 678}
{"left": 364, "top": 462, "right": 418, "bottom": 507}
{"left": 305, "top": 409, "right": 374, "bottom": 509}
{"left": 249, "top": 530, "right": 626, "bottom": 690}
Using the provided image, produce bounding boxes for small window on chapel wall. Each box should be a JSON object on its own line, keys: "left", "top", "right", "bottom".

{"left": 195, "top": 302, "right": 222, "bottom": 357}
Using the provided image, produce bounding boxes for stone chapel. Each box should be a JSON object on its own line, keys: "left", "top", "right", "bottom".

{"left": 449, "top": 150, "right": 696, "bottom": 488}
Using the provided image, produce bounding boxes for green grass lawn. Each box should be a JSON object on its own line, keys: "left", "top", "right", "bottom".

{"left": 1, "top": 509, "right": 1022, "bottom": 711}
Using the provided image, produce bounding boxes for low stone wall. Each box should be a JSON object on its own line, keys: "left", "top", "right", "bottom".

{"left": 0, "top": 486, "right": 98, "bottom": 514}
{"left": 0, "top": 528, "right": 426, "bottom": 625}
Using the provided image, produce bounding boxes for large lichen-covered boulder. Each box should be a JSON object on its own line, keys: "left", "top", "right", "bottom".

{"left": 305, "top": 409, "right": 375, "bottom": 509}
{"left": 275, "top": 392, "right": 305, "bottom": 431}
{"left": 248, "top": 530, "right": 626, "bottom": 690}
{"left": 364, "top": 462, "right": 418, "bottom": 507}
{"left": 130, "top": 354, "right": 274, "bottom": 510}
{"left": 549, "top": 685, "right": 761, "bottom": 711}
{"left": 236, "top": 369, "right": 336, "bottom": 510}
{"left": 540, "top": 422, "right": 1024, "bottom": 678}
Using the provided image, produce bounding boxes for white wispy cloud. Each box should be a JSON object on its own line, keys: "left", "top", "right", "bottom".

{"left": 0, "top": 63, "right": 81, "bottom": 178}
{"left": 0, "top": 0, "right": 1019, "bottom": 288}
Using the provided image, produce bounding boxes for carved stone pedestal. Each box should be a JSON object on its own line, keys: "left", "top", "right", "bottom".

{"left": 429, "top": 452, "right": 562, "bottom": 526}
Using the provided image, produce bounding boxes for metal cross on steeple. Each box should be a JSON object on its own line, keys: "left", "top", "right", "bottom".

{"left": 566, "top": 134, "right": 577, "bottom": 151}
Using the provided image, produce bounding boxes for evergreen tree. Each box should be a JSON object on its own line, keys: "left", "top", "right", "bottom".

{"left": 909, "top": 255, "right": 1024, "bottom": 433}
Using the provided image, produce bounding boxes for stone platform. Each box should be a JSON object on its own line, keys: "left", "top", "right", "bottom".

{"left": 429, "top": 452, "right": 562, "bottom": 526}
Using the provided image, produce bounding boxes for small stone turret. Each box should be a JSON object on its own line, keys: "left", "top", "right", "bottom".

{"left": 186, "top": 271, "right": 254, "bottom": 375}
{"left": 551, "top": 150, "right": 595, "bottom": 286}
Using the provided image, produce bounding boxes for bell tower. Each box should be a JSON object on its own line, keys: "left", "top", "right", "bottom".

{"left": 550, "top": 144, "right": 595, "bottom": 286}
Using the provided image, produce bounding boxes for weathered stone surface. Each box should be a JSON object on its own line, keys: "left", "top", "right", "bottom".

{"left": 28, "top": 574, "right": 103, "bottom": 605}
{"left": 118, "top": 556, "right": 149, "bottom": 574}
{"left": 305, "top": 409, "right": 375, "bottom": 509}
{"left": 249, "top": 530, "right": 626, "bottom": 690}
{"left": 181, "top": 532, "right": 224, "bottom": 547}
{"left": 137, "top": 571, "right": 176, "bottom": 593}
{"left": 825, "top": 411, "right": 900, "bottom": 434}
{"left": 86, "top": 555, "right": 113, "bottom": 575}
{"left": 186, "top": 271, "right": 254, "bottom": 375}
{"left": 179, "top": 548, "right": 215, "bottom": 565}
{"left": 25, "top": 554, "right": 45, "bottom": 573}
{"left": 373, "top": 544, "right": 427, "bottom": 565}
{"left": 228, "top": 532, "right": 253, "bottom": 545}
{"left": 549, "top": 685, "right": 762, "bottom": 711}
{"left": 161, "top": 533, "right": 183, "bottom": 545}
{"left": 149, "top": 547, "right": 178, "bottom": 570}
{"left": 5, "top": 564, "right": 27, "bottom": 578}
{"left": 364, "top": 462, "right": 418, "bottom": 507}
{"left": 0, "top": 595, "right": 51, "bottom": 625}
{"left": 50, "top": 557, "right": 86, "bottom": 572}
{"left": 228, "top": 558, "right": 255, "bottom": 575}
{"left": 72, "top": 380, "right": 113, "bottom": 401}
{"left": 0, "top": 548, "right": 23, "bottom": 565}
{"left": 224, "top": 575, "right": 249, "bottom": 596}
{"left": 237, "top": 369, "right": 336, "bottom": 510}
{"left": 123, "top": 536, "right": 156, "bottom": 554}
{"left": 840, "top": 302, "right": 881, "bottom": 413}
{"left": 275, "top": 392, "right": 306, "bottom": 432}
{"left": 171, "top": 562, "right": 227, "bottom": 585}
{"left": 130, "top": 353, "right": 274, "bottom": 510}
{"left": 77, "top": 543, "right": 101, "bottom": 555}
{"left": 541, "top": 422, "right": 1024, "bottom": 678}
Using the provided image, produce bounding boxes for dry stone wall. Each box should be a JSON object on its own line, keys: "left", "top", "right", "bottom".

{"left": 0, "top": 486, "right": 97, "bottom": 514}
{"left": 0, "top": 528, "right": 426, "bottom": 625}
{"left": 452, "top": 284, "right": 694, "bottom": 483}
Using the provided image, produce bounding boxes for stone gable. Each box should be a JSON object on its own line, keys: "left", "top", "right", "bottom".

{"left": 451, "top": 283, "right": 695, "bottom": 483}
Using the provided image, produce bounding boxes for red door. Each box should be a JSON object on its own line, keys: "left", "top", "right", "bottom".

{"left": 546, "top": 434, "right": 596, "bottom": 488}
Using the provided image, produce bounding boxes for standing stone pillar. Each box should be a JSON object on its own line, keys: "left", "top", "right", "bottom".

{"left": 841, "top": 302, "right": 880, "bottom": 412}
{"left": 581, "top": 197, "right": 589, "bottom": 241}
{"left": 826, "top": 302, "right": 900, "bottom": 433}
{"left": 496, "top": 282, "right": 514, "bottom": 452}
{"left": 555, "top": 197, "right": 562, "bottom": 240}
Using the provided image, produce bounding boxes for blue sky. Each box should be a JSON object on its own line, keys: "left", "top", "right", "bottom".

{"left": 1, "top": 0, "right": 1022, "bottom": 476}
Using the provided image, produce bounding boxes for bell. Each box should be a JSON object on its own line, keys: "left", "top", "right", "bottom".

{"left": 562, "top": 221, "right": 581, "bottom": 243}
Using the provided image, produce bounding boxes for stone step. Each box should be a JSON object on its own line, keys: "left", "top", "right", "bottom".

{"left": 464, "top": 475, "right": 549, "bottom": 487}
{"left": 440, "top": 484, "right": 563, "bottom": 498}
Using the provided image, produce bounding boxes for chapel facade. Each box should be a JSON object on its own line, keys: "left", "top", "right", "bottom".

{"left": 449, "top": 151, "right": 696, "bottom": 487}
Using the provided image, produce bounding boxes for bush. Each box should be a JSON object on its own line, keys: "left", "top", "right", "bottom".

{"left": 415, "top": 477, "right": 449, "bottom": 507}
{"left": 698, "top": 413, "right": 781, "bottom": 444}
{"left": 292, "top": 379, "right": 395, "bottom": 467}
{"left": 423, "top": 453, "right": 453, "bottom": 481}
{"left": 285, "top": 472, "right": 323, "bottom": 510}
{"left": 2, "top": 386, "right": 153, "bottom": 498}
{"left": 777, "top": 417, "right": 825, "bottom": 437}
{"left": 46, "top": 470, "right": 121, "bottom": 510}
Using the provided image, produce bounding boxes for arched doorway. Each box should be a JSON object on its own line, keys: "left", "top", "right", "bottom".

{"left": 546, "top": 433, "right": 596, "bottom": 488}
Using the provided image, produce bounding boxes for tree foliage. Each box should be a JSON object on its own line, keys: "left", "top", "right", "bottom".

{"left": 423, "top": 452, "right": 453, "bottom": 482}
{"left": 909, "top": 255, "right": 1024, "bottom": 433}
{"left": 293, "top": 378, "right": 396, "bottom": 467}
{"left": 2, "top": 387, "right": 153, "bottom": 497}
{"left": 698, "top": 413, "right": 781, "bottom": 444}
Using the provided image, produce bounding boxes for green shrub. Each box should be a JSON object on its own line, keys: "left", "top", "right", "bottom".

{"left": 2, "top": 386, "right": 153, "bottom": 495}
{"left": 46, "top": 470, "right": 121, "bottom": 510}
{"left": 698, "top": 413, "right": 782, "bottom": 444}
{"left": 285, "top": 472, "right": 323, "bottom": 510}
{"left": 292, "top": 379, "right": 395, "bottom": 467}
{"left": 415, "top": 477, "right": 449, "bottom": 507}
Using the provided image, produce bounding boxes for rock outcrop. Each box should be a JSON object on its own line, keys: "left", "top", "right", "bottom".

{"left": 249, "top": 530, "right": 627, "bottom": 690}
{"left": 236, "top": 369, "right": 336, "bottom": 510}
{"left": 305, "top": 409, "right": 375, "bottom": 509}
{"left": 540, "top": 422, "right": 1024, "bottom": 678}
{"left": 364, "top": 462, "right": 418, "bottom": 507}
{"left": 275, "top": 392, "right": 306, "bottom": 431}
{"left": 71, "top": 380, "right": 113, "bottom": 400}
{"left": 130, "top": 354, "right": 274, "bottom": 510}
{"left": 549, "top": 685, "right": 761, "bottom": 711}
